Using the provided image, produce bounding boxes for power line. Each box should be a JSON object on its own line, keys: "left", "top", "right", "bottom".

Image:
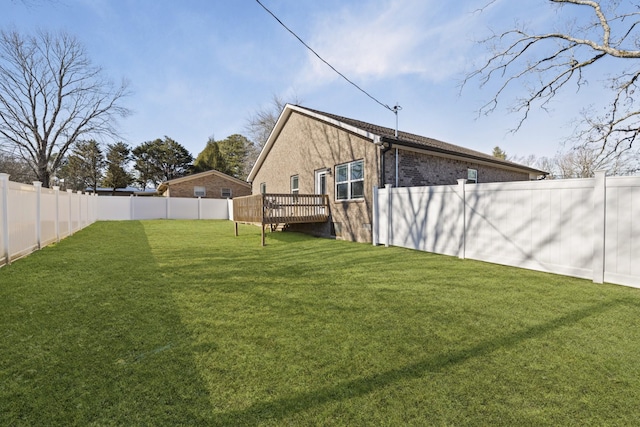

{"left": 255, "top": 0, "right": 396, "bottom": 114}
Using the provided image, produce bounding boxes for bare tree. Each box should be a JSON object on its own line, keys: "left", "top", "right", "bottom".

{"left": 510, "top": 145, "right": 639, "bottom": 178}
{"left": 245, "top": 94, "right": 291, "bottom": 150}
{"left": 0, "top": 149, "right": 36, "bottom": 183}
{"left": 0, "top": 29, "right": 130, "bottom": 187}
{"left": 465, "top": 0, "right": 640, "bottom": 167}
{"left": 244, "top": 94, "right": 301, "bottom": 175}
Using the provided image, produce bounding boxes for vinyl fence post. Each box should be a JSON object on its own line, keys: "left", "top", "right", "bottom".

{"left": 33, "top": 181, "right": 42, "bottom": 249}
{"left": 1, "top": 173, "right": 10, "bottom": 265}
{"left": 130, "top": 194, "right": 134, "bottom": 220}
{"left": 592, "top": 170, "right": 607, "bottom": 284}
{"left": 198, "top": 196, "right": 202, "bottom": 220}
{"left": 53, "top": 186, "right": 60, "bottom": 242}
{"left": 67, "top": 189, "right": 73, "bottom": 235}
{"left": 78, "top": 191, "right": 83, "bottom": 229}
{"left": 385, "top": 184, "right": 392, "bottom": 247}
{"left": 457, "top": 179, "right": 467, "bottom": 259}
{"left": 372, "top": 186, "right": 379, "bottom": 246}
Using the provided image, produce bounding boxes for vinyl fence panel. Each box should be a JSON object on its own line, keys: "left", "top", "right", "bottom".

{"left": 168, "top": 198, "right": 199, "bottom": 219}
{"left": 0, "top": 176, "right": 97, "bottom": 266}
{"left": 58, "top": 190, "right": 71, "bottom": 238}
{"left": 1, "top": 177, "right": 231, "bottom": 266}
{"left": 201, "top": 198, "right": 230, "bottom": 220}
{"left": 97, "top": 196, "right": 231, "bottom": 221}
{"left": 604, "top": 176, "right": 640, "bottom": 287}
{"left": 40, "top": 186, "right": 58, "bottom": 246}
{"left": 8, "top": 181, "right": 38, "bottom": 261}
{"left": 465, "top": 179, "right": 594, "bottom": 279}
{"left": 388, "top": 184, "right": 464, "bottom": 257}
{"left": 97, "top": 197, "right": 131, "bottom": 220}
{"left": 0, "top": 175, "right": 6, "bottom": 263}
{"left": 133, "top": 198, "right": 168, "bottom": 220}
{"left": 374, "top": 172, "right": 640, "bottom": 289}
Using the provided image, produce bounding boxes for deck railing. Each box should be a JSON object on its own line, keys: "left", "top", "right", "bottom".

{"left": 233, "top": 193, "right": 330, "bottom": 245}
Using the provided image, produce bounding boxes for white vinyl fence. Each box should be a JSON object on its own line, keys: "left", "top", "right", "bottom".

{"left": 97, "top": 196, "right": 232, "bottom": 220}
{"left": 0, "top": 173, "right": 98, "bottom": 266}
{"left": 1, "top": 174, "right": 234, "bottom": 267}
{"left": 374, "top": 171, "right": 640, "bottom": 289}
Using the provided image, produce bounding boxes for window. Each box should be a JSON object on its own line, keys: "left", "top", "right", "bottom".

{"left": 260, "top": 182, "right": 266, "bottom": 194}
{"left": 336, "top": 160, "right": 364, "bottom": 200}
{"left": 467, "top": 168, "right": 478, "bottom": 184}
{"left": 221, "top": 188, "right": 232, "bottom": 198}
{"left": 194, "top": 186, "right": 206, "bottom": 197}
{"left": 290, "top": 175, "right": 299, "bottom": 195}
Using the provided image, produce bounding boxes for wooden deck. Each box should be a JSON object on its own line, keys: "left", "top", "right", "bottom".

{"left": 233, "top": 193, "right": 330, "bottom": 245}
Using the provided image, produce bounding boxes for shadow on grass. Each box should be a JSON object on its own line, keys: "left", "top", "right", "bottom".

{"left": 0, "top": 221, "right": 215, "bottom": 425}
{"left": 211, "top": 298, "right": 623, "bottom": 425}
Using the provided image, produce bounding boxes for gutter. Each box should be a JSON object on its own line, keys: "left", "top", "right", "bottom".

{"left": 379, "top": 136, "right": 547, "bottom": 177}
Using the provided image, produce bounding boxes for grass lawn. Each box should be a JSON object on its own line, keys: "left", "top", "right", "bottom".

{"left": 1, "top": 220, "right": 640, "bottom": 426}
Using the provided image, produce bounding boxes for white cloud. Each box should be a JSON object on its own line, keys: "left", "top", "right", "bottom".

{"left": 295, "top": 0, "right": 483, "bottom": 87}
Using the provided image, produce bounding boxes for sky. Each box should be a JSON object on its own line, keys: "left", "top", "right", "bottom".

{"left": 2, "top": 0, "right": 612, "bottom": 162}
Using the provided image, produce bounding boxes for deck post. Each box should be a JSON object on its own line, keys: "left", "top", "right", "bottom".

{"left": 234, "top": 221, "right": 238, "bottom": 236}
{"left": 261, "top": 223, "right": 265, "bottom": 246}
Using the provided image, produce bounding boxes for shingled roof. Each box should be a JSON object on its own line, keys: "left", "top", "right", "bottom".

{"left": 298, "top": 106, "right": 547, "bottom": 176}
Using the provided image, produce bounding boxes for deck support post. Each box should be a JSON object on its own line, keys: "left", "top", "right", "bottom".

{"left": 261, "top": 223, "right": 265, "bottom": 246}
{"left": 234, "top": 221, "right": 238, "bottom": 236}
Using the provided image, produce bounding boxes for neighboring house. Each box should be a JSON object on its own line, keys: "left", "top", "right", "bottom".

{"left": 88, "top": 186, "right": 154, "bottom": 196}
{"left": 248, "top": 104, "right": 547, "bottom": 243}
{"left": 157, "top": 169, "right": 251, "bottom": 199}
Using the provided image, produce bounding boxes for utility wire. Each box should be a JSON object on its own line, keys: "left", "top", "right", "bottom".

{"left": 255, "top": 0, "right": 395, "bottom": 114}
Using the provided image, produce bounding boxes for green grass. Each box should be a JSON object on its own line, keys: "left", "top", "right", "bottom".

{"left": 1, "top": 220, "right": 640, "bottom": 426}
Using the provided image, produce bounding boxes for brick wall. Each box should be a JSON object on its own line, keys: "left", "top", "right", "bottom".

{"left": 166, "top": 174, "right": 251, "bottom": 199}
{"left": 251, "top": 111, "right": 379, "bottom": 243}
{"left": 384, "top": 149, "right": 530, "bottom": 187}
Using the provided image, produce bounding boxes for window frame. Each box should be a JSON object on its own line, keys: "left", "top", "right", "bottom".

{"left": 467, "top": 168, "right": 478, "bottom": 184}
{"left": 290, "top": 175, "right": 299, "bottom": 195}
{"left": 335, "top": 159, "right": 364, "bottom": 201}
{"left": 221, "top": 188, "right": 232, "bottom": 198}
{"left": 194, "top": 186, "right": 206, "bottom": 197}
{"left": 315, "top": 169, "right": 328, "bottom": 195}
{"left": 260, "top": 182, "right": 266, "bottom": 194}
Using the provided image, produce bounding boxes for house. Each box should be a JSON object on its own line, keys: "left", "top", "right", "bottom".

{"left": 88, "top": 186, "right": 155, "bottom": 196}
{"left": 157, "top": 169, "right": 251, "bottom": 199}
{"left": 247, "top": 104, "right": 546, "bottom": 243}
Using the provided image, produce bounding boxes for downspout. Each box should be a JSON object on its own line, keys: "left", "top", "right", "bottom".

{"left": 395, "top": 148, "right": 399, "bottom": 188}
{"left": 379, "top": 139, "right": 393, "bottom": 188}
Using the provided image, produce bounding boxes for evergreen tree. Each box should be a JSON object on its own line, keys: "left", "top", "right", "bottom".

{"left": 193, "top": 134, "right": 250, "bottom": 179}
{"left": 194, "top": 137, "right": 227, "bottom": 174}
{"left": 492, "top": 146, "right": 507, "bottom": 160}
{"left": 132, "top": 136, "right": 193, "bottom": 188}
{"left": 58, "top": 140, "right": 105, "bottom": 192}
{"left": 103, "top": 142, "right": 133, "bottom": 193}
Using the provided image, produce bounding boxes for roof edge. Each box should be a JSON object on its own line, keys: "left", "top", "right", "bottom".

{"left": 247, "top": 104, "right": 381, "bottom": 182}
{"left": 381, "top": 137, "right": 547, "bottom": 176}
{"left": 158, "top": 169, "right": 250, "bottom": 193}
